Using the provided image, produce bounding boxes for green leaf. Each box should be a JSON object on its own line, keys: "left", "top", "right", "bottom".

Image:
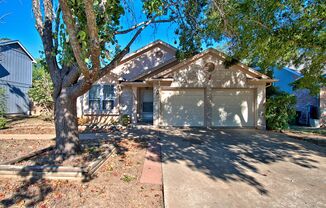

{"left": 77, "top": 31, "right": 87, "bottom": 41}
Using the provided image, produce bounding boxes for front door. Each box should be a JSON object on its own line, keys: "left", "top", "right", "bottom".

{"left": 140, "top": 89, "right": 153, "bottom": 123}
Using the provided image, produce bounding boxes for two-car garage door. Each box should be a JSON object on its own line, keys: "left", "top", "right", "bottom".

{"left": 160, "top": 89, "right": 205, "bottom": 126}
{"left": 160, "top": 89, "right": 255, "bottom": 127}
{"left": 211, "top": 90, "right": 254, "bottom": 127}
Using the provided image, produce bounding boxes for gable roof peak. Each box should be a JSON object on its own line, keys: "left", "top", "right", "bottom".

{"left": 120, "top": 39, "right": 176, "bottom": 63}
{"left": 0, "top": 40, "right": 36, "bottom": 63}
{"left": 153, "top": 47, "right": 271, "bottom": 80}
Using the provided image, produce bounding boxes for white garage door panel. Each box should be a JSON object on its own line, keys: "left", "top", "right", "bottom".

{"left": 161, "top": 89, "right": 204, "bottom": 126}
{"left": 212, "top": 90, "right": 254, "bottom": 127}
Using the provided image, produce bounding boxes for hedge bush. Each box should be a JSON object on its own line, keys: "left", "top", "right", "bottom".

{"left": 0, "top": 117, "right": 6, "bottom": 129}
{"left": 265, "top": 93, "right": 296, "bottom": 130}
{"left": 0, "top": 88, "right": 7, "bottom": 129}
{"left": 120, "top": 114, "right": 131, "bottom": 126}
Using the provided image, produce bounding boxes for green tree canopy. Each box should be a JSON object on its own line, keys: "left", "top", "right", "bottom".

{"left": 177, "top": 0, "right": 326, "bottom": 94}
{"left": 28, "top": 58, "right": 54, "bottom": 114}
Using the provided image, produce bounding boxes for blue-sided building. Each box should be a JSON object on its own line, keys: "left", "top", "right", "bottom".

{"left": 0, "top": 40, "right": 35, "bottom": 114}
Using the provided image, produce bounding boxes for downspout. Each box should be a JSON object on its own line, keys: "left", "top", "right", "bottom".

{"left": 266, "top": 82, "right": 272, "bottom": 88}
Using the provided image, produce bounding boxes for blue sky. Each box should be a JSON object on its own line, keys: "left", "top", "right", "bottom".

{"left": 0, "top": 0, "right": 42, "bottom": 58}
{"left": 0, "top": 0, "right": 181, "bottom": 59}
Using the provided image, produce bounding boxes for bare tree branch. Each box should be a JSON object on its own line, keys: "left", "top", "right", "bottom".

{"left": 100, "top": 13, "right": 165, "bottom": 77}
{"left": 32, "top": 0, "right": 61, "bottom": 91}
{"left": 69, "top": 12, "right": 166, "bottom": 97}
{"left": 43, "top": 0, "right": 53, "bottom": 22}
{"left": 32, "top": 0, "right": 44, "bottom": 35}
{"left": 59, "top": 0, "right": 90, "bottom": 79}
{"left": 54, "top": 6, "right": 61, "bottom": 55}
{"left": 115, "top": 18, "right": 176, "bottom": 35}
{"left": 84, "top": 0, "right": 101, "bottom": 77}
{"left": 62, "top": 65, "right": 81, "bottom": 88}
{"left": 0, "top": 13, "right": 10, "bottom": 23}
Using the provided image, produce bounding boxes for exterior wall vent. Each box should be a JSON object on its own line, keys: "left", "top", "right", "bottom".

{"left": 204, "top": 62, "right": 215, "bottom": 72}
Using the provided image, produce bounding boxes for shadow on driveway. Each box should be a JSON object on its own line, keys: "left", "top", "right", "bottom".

{"left": 156, "top": 128, "right": 326, "bottom": 207}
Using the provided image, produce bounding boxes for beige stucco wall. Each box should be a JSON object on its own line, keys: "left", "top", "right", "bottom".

{"left": 77, "top": 44, "right": 176, "bottom": 120}
{"left": 120, "top": 86, "right": 133, "bottom": 116}
{"left": 170, "top": 55, "right": 248, "bottom": 88}
{"left": 112, "top": 45, "right": 176, "bottom": 81}
{"left": 77, "top": 50, "right": 267, "bottom": 128}
{"left": 256, "top": 85, "right": 266, "bottom": 128}
{"left": 156, "top": 54, "right": 267, "bottom": 128}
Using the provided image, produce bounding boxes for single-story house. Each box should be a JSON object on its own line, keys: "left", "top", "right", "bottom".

{"left": 273, "top": 67, "right": 325, "bottom": 126}
{"left": 0, "top": 40, "right": 35, "bottom": 114}
{"left": 77, "top": 40, "right": 275, "bottom": 128}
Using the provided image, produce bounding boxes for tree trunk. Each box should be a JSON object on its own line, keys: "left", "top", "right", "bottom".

{"left": 54, "top": 90, "right": 81, "bottom": 157}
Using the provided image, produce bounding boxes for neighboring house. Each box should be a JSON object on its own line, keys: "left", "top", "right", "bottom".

{"left": 272, "top": 67, "right": 325, "bottom": 126}
{"left": 273, "top": 67, "right": 302, "bottom": 94}
{"left": 0, "top": 40, "right": 35, "bottom": 114}
{"left": 77, "top": 40, "right": 275, "bottom": 128}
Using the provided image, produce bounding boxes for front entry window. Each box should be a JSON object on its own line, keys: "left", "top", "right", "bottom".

{"left": 143, "top": 102, "right": 153, "bottom": 113}
{"left": 141, "top": 89, "right": 153, "bottom": 122}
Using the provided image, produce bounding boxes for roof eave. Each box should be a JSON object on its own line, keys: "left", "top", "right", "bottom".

{"left": 0, "top": 40, "right": 36, "bottom": 63}
{"left": 154, "top": 48, "right": 270, "bottom": 79}
{"left": 247, "top": 78, "right": 278, "bottom": 84}
{"left": 120, "top": 40, "right": 176, "bottom": 64}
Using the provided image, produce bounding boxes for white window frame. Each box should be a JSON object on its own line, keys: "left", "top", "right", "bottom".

{"left": 88, "top": 84, "right": 116, "bottom": 114}
{"left": 102, "top": 84, "right": 116, "bottom": 113}
{"left": 88, "top": 85, "right": 101, "bottom": 113}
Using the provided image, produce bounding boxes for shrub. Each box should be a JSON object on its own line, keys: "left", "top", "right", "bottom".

{"left": 0, "top": 88, "right": 7, "bottom": 129}
{"left": 0, "top": 117, "right": 6, "bottom": 129}
{"left": 0, "top": 87, "right": 6, "bottom": 115}
{"left": 28, "top": 58, "right": 54, "bottom": 115}
{"left": 265, "top": 93, "right": 296, "bottom": 130}
{"left": 120, "top": 114, "right": 131, "bottom": 126}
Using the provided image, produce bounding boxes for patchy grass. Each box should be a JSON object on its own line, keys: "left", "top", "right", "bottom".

{"left": 121, "top": 174, "right": 136, "bottom": 183}
{"left": 289, "top": 125, "right": 326, "bottom": 136}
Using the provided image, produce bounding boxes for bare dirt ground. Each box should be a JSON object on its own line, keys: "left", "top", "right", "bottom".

{"left": 0, "top": 117, "right": 55, "bottom": 134}
{"left": 0, "top": 135, "right": 162, "bottom": 208}
{"left": 0, "top": 139, "right": 54, "bottom": 163}
{"left": 0, "top": 116, "right": 121, "bottom": 135}
{"left": 15, "top": 140, "right": 112, "bottom": 167}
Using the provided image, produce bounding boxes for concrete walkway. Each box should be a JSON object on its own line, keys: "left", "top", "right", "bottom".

{"left": 159, "top": 128, "right": 326, "bottom": 208}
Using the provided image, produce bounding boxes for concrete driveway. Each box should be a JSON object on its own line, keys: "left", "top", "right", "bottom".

{"left": 158, "top": 128, "right": 326, "bottom": 208}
